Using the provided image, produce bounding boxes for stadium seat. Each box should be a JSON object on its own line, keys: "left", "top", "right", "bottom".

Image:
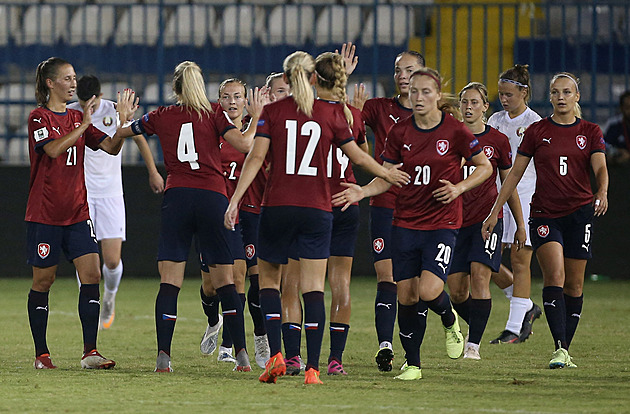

{"left": 261, "top": 5, "right": 315, "bottom": 46}
{"left": 0, "top": 83, "right": 35, "bottom": 130}
{"left": 347, "top": 79, "right": 387, "bottom": 99}
{"left": 100, "top": 82, "right": 139, "bottom": 101}
{"left": 314, "top": 5, "right": 362, "bottom": 46}
{"left": 68, "top": 5, "right": 116, "bottom": 46}
{"left": 361, "top": 5, "right": 415, "bottom": 46}
{"left": 93, "top": 0, "right": 139, "bottom": 4}
{"left": 16, "top": 5, "right": 70, "bottom": 46}
{"left": 207, "top": 82, "right": 221, "bottom": 102}
{"left": 143, "top": 82, "right": 174, "bottom": 112}
{"left": 342, "top": 0, "right": 388, "bottom": 5}
{"left": 7, "top": 137, "right": 28, "bottom": 165}
{"left": 0, "top": 5, "right": 19, "bottom": 46}
{"left": 192, "top": 0, "right": 238, "bottom": 4}
{"left": 114, "top": 5, "right": 162, "bottom": 46}
{"left": 164, "top": 5, "right": 215, "bottom": 48}
{"left": 211, "top": 5, "right": 265, "bottom": 47}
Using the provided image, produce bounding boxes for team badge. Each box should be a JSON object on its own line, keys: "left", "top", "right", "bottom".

{"left": 245, "top": 244, "right": 255, "bottom": 260}
{"left": 516, "top": 126, "right": 527, "bottom": 139}
{"left": 537, "top": 225, "right": 550, "bottom": 238}
{"left": 373, "top": 238, "right": 385, "bottom": 254}
{"left": 483, "top": 146, "right": 495, "bottom": 158}
{"left": 576, "top": 135, "right": 587, "bottom": 150}
{"left": 74, "top": 122, "right": 82, "bottom": 128}
{"left": 37, "top": 243, "right": 50, "bottom": 259}
{"left": 436, "top": 140, "right": 449, "bottom": 156}
{"left": 33, "top": 127, "right": 48, "bottom": 142}
{"left": 103, "top": 116, "right": 113, "bottom": 127}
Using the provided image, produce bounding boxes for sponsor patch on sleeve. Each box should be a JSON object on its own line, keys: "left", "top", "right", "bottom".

{"left": 33, "top": 127, "right": 48, "bottom": 142}
{"left": 257, "top": 120, "right": 265, "bottom": 126}
{"left": 469, "top": 138, "right": 479, "bottom": 149}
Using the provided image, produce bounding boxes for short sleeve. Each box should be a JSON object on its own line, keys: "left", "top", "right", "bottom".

{"left": 85, "top": 124, "right": 107, "bottom": 150}
{"left": 459, "top": 124, "right": 481, "bottom": 161}
{"left": 255, "top": 107, "right": 271, "bottom": 139}
{"left": 361, "top": 99, "right": 377, "bottom": 129}
{"left": 29, "top": 113, "right": 53, "bottom": 154}
{"left": 589, "top": 124, "right": 606, "bottom": 154}
{"left": 331, "top": 108, "right": 354, "bottom": 148}
{"left": 214, "top": 108, "right": 237, "bottom": 137}
{"left": 517, "top": 123, "right": 537, "bottom": 158}
{"left": 381, "top": 124, "right": 402, "bottom": 164}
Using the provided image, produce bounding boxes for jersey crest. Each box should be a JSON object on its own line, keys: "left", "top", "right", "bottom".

{"left": 576, "top": 135, "right": 587, "bottom": 150}
{"left": 436, "top": 139, "right": 449, "bottom": 156}
{"left": 483, "top": 146, "right": 494, "bottom": 159}
{"left": 37, "top": 243, "right": 51, "bottom": 259}
{"left": 373, "top": 237, "right": 385, "bottom": 254}
{"left": 103, "top": 116, "right": 114, "bottom": 127}
{"left": 537, "top": 225, "right": 550, "bottom": 238}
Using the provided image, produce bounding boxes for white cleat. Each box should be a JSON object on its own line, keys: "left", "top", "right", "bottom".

{"left": 463, "top": 344, "right": 481, "bottom": 360}
{"left": 253, "top": 334, "right": 271, "bottom": 369}
{"left": 200, "top": 314, "right": 223, "bottom": 355}
{"left": 217, "top": 346, "right": 236, "bottom": 363}
{"left": 81, "top": 349, "right": 116, "bottom": 369}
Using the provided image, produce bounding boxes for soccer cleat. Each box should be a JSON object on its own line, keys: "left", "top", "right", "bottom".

{"left": 375, "top": 346, "right": 394, "bottom": 372}
{"left": 566, "top": 354, "right": 578, "bottom": 368}
{"left": 444, "top": 314, "right": 464, "bottom": 359}
{"left": 253, "top": 334, "right": 271, "bottom": 369}
{"left": 519, "top": 303, "right": 543, "bottom": 343}
{"left": 99, "top": 298, "right": 115, "bottom": 330}
{"left": 549, "top": 347, "right": 570, "bottom": 369}
{"left": 394, "top": 365, "right": 422, "bottom": 380}
{"left": 34, "top": 353, "right": 57, "bottom": 369}
{"left": 463, "top": 344, "right": 481, "bottom": 360}
{"left": 200, "top": 314, "right": 223, "bottom": 355}
{"left": 327, "top": 360, "right": 348, "bottom": 376}
{"left": 233, "top": 349, "right": 252, "bottom": 372}
{"left": 217, "top": 346, "right": 236, "bottom": 363}
{"left": 155, "top": 350, "right": 173, "bottom": 372}
{"left": 399, "top": 360, "right": 408, "bottom": 371}
{"left": 259, "top": 352, "right": 286, "bottom": 384}
{"left": 304, "top": 367, "right": 323, "bottom": 384}
{"left": 285, "top": 356, "right": 303, "bottom": 376}
{"left": 81, "top": 349, "right": 116, "bottom": 369}
{"left": 489, "top": 330, "right": 520, "bottom": 344}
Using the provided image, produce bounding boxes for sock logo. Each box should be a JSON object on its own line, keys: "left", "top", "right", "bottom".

{"left": 417, "top": 310, "right": 428, "bottom": 317}
{"left": 266, "top": 313, "right": 281, "bottom": 321}
{"left": 376, "top": 302, "right": 392, "bottom": 309}
{"left": 330, "top": 326, "right": 346, "bottom": 332}
{"left": 571, "top": 313, "right": 581, "bottom": 319}
{"left": 35, "top": 306, "right": 48, "bottom": 311}
{"left": 543, "top": 300, "right": 557, "bottom": 308}
{"left": 288, "top": 324, "right": 301, "bottom": 330}
{"left": 249, "top": 303, "right": 261, "bottom": 309}
{"left": 162, "top": 314, "right": 177, "bottom": 321}
{"left": 222, "top": 309, "right": 237, "bottom": 316}
{"left": 89, "top": 300, "right": 100, "bottom": 305}
{"left": 304, "top": 323, "right": 319, "bottom": 330}
{"left": 399, "top": 332, "right": 413, "bottom": 339}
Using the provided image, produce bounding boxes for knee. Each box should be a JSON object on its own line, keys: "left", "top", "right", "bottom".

{"left": 103, "top": 258, "right": 120, "bottom": 270}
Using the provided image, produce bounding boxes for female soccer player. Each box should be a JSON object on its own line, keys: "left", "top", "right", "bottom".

{"left": 487, "top": 64, "right": 543, "bottom": 344}
{"left": 333, "top": 68, "right": 492, "bottom": 380}
{"left": 123, "top": 61, "right": 264, "bottom": 372}
{"left": 483, "top": 72, "right": 608, "bottom": 369}
{"left": 447, "top": 82, "right": 526, "bottom": 360}
{"left": 224, "top": 51, "right": 409, "bottom": 385}
{"left": 356, "top": 50, "right": 426, "bottom": 371}
{"left": 26, "top": 57, "right": 136, "bottom": 369}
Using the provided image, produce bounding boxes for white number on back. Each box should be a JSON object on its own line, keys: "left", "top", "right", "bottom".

{"left": 326, "top": 145, "right": 349, "bottom": 178}
{"left": 177, "top": 122, "right": 199, "bottom": 170}
{"left": 286, "top": 120, "right": 321, "bottom": 176}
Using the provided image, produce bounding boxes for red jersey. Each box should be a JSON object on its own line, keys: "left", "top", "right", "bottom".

{"left": 131, "top": 104, "right": 236, "bottom": 195}
{"left": 25, "top": 107, "right": 107, "bottom": 225}
{"left": 461, "top": 125, "right": 512, "bottom": 227}
{"left": 362, "top": 97, "right": 412, "bottom": 209}
{"left": 518, "top": 117, "right": 605, "bottom": 218}
{"left": 381, "top": 112, "right": 481, "bottom": 230}
{"left": 256, "top": 97, "right": 353, "bottom": 211}
{"left": 326, "top": 103, "right": 366, "bottom": 205}
{"left": 220, "top": 115, "right": 250, "bottom": 198}
{"left": 240, "top": 156, "right": 269, "bottom": 214}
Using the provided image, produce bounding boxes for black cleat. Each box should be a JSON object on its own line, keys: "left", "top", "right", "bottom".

{"left": 519, "top": 303, "right": 542, "bottom": 342}
{"left": 489, "top": 330, "right": 520, "bottom": 344}
{"left": 375, "top": 347, "right": 394, "bottom": 372}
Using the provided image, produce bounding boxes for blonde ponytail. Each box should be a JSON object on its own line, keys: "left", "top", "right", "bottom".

{"left": 172, "top": 61, "right": 214, "bottom": 118}
{"left": 283, "top": 51, "right": 315, "bottom": 117}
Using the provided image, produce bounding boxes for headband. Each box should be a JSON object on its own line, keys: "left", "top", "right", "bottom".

{"left": 552, "top": 73, "right": 580, "bottom": 93}
{"left": 499, "top": 78, "right": 528, "bottom": 88}
{"left": 414, "top": 71, "right": 442, "bottom": 90}
{"left": 315, "top": 70, "right": 332, "bottom": 84}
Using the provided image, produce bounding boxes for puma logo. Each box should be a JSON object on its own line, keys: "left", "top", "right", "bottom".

{"left": 376, "top": 303, "right": 392, "bottom": 309}
{"left": 417, "top": 309, "right": 428, "bottom": 317}
{"left": 250, "top": 303, "right": 261, "bottom": 309}
{"left": 582, "top": 244, "right": 589, "bottom": 251}
{"left": 403, "top": 144, "right": 412, "bottom": 151}
{"left": 542, "top": 137, "right": 552, "bottom": 144}
{"left": 399, "top": 332, "right": 413, "bottom": 339}
{"left": 485, "top": 249, "right": 495, "bottom": 259}
{"left": 571, "top": 313, "right": 581, "bottom": 319}
{"left": 35, "top": 306, "right": 48, "bottom": 311}
{"left": 52, "top": 126, "right": 61, "bottom": 135}
{"left": 543, "top": 300, "right": 556, "bottom": 308}
{"left": 389, "top": 114, "right": 400, "bottom": 123}
{"left": 89, "top": 300, "right": 100, "bottom": 305}
{"left": 438, "top": 263, "right": 448, "bottom": 273}
{"left": 33, "top": 118, "right": 42, "bottom": 123}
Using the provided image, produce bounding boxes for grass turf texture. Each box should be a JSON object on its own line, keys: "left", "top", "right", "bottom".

{"left": 1, "top": 277, "right": 629, "bottom": 413}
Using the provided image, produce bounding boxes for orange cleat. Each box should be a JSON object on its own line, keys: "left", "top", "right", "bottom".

{"left": 34, "top": 353, "right": 57, "bottom": 369}
{"left": 258, "top": 352, "right": 286, "bottom": 384}
{"left": 304, "top": 367, "right": 323, "bottom": 385}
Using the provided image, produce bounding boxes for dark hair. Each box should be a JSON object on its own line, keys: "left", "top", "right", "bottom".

{"left": 35, "top": 57, "right": 71, "bottom": 106}
{"left": 76, "top": 75, "right": 101, "bottom": 102}
{"left": 620, "top": 90, "right": 630, "bottom": 107}
{"left": 499, "top": 63, "right": 531, "bottom": 102}
{"left": 396, "top": 50, "right": 426, "bottom": 67}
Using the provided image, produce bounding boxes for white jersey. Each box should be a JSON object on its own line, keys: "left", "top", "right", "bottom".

{"left": 488, "top": 107, "right": 541, "bottom": 245}
{"left": 68, "top": 99, "right": 123, "bottom": 198}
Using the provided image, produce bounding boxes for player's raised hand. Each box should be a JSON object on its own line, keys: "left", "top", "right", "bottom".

{"left": 81, "top": 95, "right": 97, "bottom": 127}
{"left": 117, "top": 88, "right": 139, "bottom": 123}
{"left": 246, "top": 87, "right": 265, "bottom": 119}
{"left": 351, "top": 83, "right": 368, "bottom": 110}
{"left": 335, "top": 42, "right": 358, "bottom": 76}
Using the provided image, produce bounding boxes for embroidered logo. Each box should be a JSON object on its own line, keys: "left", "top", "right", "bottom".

{"left": 37, "top": 243, "right": 51, "bottom": 259}
{"left": 576, "top": 135, "right": 587, "bottom": 150}
{"left": 436, "top": 139, "right": 449, "bottom": 156}
{"left": 245, "top": 244, "right": 255, "bottom": 260}
{"left": 373, "top": 238, "right": 385, "bottom": 254}
{"left": 537, "top": 225, "right": 550, "bottom": 238}
{"left": 483, "top": 146, "right": 495, "bottom": 158}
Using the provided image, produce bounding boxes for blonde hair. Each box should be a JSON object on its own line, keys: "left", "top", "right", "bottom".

{"left": 315, "top": 52, "right": 353, "bottom": 127}
{"left": 410, "top": 68, "right": 461, "bottom": 120}
{"left": 459, "top": 82, "right": 489, "bottom": 122}
{"left": 283, "top": 51, "right": 315, "bottom": 117}
{"left": 550, "top": 72, "right": 582, "bottom": 118}
{"left": 172, "top": 61, "right": 214, "bottom": 118}
{"left": 218, "top": 78, "right": 247, "bottom": 99}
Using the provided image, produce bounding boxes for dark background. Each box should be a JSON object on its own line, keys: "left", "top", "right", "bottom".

{"left": 1, "top": 164, "right": 628, "bottom": 279}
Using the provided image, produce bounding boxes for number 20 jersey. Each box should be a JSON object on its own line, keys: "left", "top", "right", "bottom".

{"left": 381, "top": 113, "right": 481, "bottom": 230}
{"left": 255, "top": 97, "right": 354, "bottom": 212}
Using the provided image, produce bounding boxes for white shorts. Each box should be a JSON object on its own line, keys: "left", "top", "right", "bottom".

{"left": 87, "top": 195, "right": 126, "bottom": 241}
{"left": 501, "top": 182, "right": 534, "bottom": 247}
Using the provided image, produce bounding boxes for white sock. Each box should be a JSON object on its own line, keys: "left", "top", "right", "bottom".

{"left": 505, "top": 297, "right": 533, "bottom": 334}
{"left": 75, "top": 270, "right": 81, "bottom": 288}
{"left": 103, "top": 260, "right": 123, "bottom": 297}
{"left": 502, "top": 285, "right": 513, "bottom": 300}
{"left": 466, "top": 342, "right": 480, "bottom": 351}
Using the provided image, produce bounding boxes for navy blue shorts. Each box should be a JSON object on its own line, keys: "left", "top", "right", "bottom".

{"left": 158, "top": 188, "right": 233, "bottom": 265}
{"left": 369, "top": 206, "right": 393, "bottom": 262}
{"left": 258, "top": 206, "right": 333, "bottom": 264}
{"left": 330, "top": 205, "right": 360, "bottom": 257}
{"left": 26, "top": 220, "right": 99, "bottom": 267}
{"left": 450, "top": 219, "right": 503, "bottom": 274}
{"left": 199, "top": 222, "right": 245, "bottom": 273}
{"left": 240, "top": 210, "right": 260, "bottom": 268}
{"left": 529, "top": 204, "right": 594, "bottom": 260}
{"left": 391, "top": 226, "right": 459, "bottom": 282}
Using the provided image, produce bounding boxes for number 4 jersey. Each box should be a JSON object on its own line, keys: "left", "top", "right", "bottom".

{"left": 131, "top": 103, "right": 236, "bottom": 196}
{"left": 26, "top": 107, "right": 107, "bottom": 226}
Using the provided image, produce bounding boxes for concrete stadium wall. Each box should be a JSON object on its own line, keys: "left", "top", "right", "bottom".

{"left": 1, "top": 165, "right": 628, "bottom": 280}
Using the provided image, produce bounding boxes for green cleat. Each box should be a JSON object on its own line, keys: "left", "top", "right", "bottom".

{"left": 549, "top": 347, "right": 569, "bottom": 369}
{"left": 444, "top": 313, "right": 464, "bottom": 359}
{"left": 566, "top": 353, "right": 578, "bottom": 368}
{"left": 394, "top": 365, "right": 422, "bottom": 380}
